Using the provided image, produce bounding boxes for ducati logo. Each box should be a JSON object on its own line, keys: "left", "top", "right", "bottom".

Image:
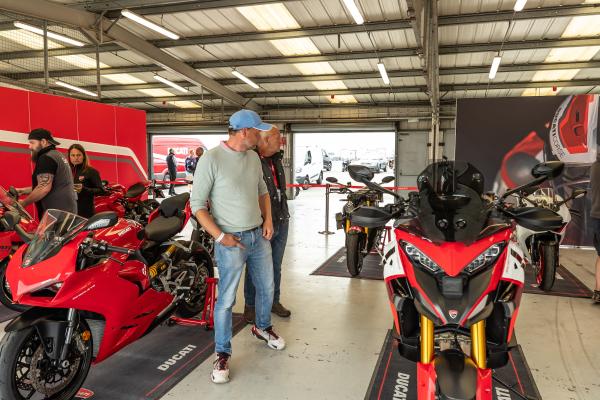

{"left": 75, "top": 388, "right": 95, "bottom": 399}
{"left": 449, "top": 310, "right": 458, "bottom": 319}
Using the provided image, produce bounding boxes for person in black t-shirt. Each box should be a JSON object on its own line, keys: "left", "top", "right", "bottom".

{"left": 17, "top": 129, "right": 77, "bottom": 218}
{"left": 68, "top": 144, "right": 104, "bottom": 218}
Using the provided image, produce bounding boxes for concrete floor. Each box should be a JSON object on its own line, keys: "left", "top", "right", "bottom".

{"left": 164, "top": 189, "right": 600, "bottom": 400}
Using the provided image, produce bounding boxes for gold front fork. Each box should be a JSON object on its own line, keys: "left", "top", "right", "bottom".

{"left": 470, "top": 320, "right": 487, "bottom": 369}
{"left": 420, "top": 315, "right": 434, "bottom": 364}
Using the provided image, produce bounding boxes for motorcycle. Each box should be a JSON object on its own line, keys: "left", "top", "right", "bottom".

{"left": 348, "top": 160, "right": 564, "bottom": 400}
{"left": 95, "top": 180, "right": 165, "bottom": 225}
{"left": 0, "top": 192, "right": 213, "bottom": 399}
{"left": 327, "top": 175, "right": 395, "bottom": 277}
{"left": 512, "top": 186, "right": 586, "bottom": 290}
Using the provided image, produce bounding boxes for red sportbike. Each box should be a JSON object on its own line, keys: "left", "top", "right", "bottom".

{"left": 0, "top": 192, "right": 213, "bottom": 399}
{"left": 348, "top": 160, "right": 564, "bottom": 400}
{"left": 95, "top": 180, "right": 164, "bottom": 225}
{"left": 0, "top": 186, "right": 38, "bottom": 311}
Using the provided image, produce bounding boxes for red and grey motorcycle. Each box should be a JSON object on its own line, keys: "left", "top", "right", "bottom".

{"left": 0, "top": 192, "right": 213, "bottom": 399}
{"left": 348, "top": 160, "right": 564, "bottom": 400}
{"left": 95, "top": 180, "right": 164, "bottom": 225}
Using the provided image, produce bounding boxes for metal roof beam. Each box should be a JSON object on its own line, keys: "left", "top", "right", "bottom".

{"left": 0, "top": 0, "right": 255, "bottom": 109}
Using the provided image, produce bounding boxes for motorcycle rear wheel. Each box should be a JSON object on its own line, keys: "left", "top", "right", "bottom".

{"left": 536, "top": 241, "right": 558, "bottom": 291}
{"left": 175, "top": 242, "right": 215, "bottom": 318}
{"left": 0, "top": 326, "right": 92, "bottom": 400}
{"left": 346, "top": 232, "right": 365, "bottom": 277}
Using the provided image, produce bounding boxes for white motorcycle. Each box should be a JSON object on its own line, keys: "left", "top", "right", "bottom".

{"left": 513, "top": 186, "right": 586, "bottom": 290}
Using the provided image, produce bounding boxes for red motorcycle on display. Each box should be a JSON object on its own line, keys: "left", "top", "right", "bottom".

{"left": 0, "top": 186, "right": 38, "bottom": 311}
{"left": 0, "top": 192, "right": 213, "bottom": 399}
{"left": 95, "top": 180, "right": 164, "bottom": 225}
{"left": 347, "top": 160, "right": 564, "bottom": 400}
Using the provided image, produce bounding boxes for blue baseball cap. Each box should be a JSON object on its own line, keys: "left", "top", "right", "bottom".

{"left": 229, "top": 109, "right": 272, "bottom": 131}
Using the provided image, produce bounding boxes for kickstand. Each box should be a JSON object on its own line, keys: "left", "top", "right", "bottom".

{"left": 492, "top": 375, "right": 537, "bottom": 400}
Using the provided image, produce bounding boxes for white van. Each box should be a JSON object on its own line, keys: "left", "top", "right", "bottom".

{"left": 295, "top": 146, "right": 327, "bottom": 186}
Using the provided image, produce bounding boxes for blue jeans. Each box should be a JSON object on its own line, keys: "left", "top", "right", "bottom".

{"left": 245, "top": 220, "right": 289, "bottom": 306}
{"left": 214, "top": 227, "right": 274, "bottom": 355}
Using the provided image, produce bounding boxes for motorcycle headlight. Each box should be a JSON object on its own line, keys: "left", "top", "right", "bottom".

{"left": 464, "top": 243, "right": 505, "bottom": 275}
{"left": 401, "top": 242, "right": 441, "bottom": 273}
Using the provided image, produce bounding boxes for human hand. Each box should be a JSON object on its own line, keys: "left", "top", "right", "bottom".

{"left": 220, "top": 234, "right": 245, "bottom": 249}
{"left": 74, "top": 184, "right": 83, "bottom": 193}
{"left": 262, "top": 219, "right": 273, "bottom": 240}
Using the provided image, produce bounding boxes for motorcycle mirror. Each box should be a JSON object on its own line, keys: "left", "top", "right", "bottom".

{"left": 531, "top": 161, "right": 565, "bottom": 179}
{"left": 381, "top": 175, "right": 395, "bottom": 184}
{"left": 83, "top": 211, "right": 118, "bottom": 231}
{"left": 348, "top": 165, "right": 374, "bottom": 183}
{"left": 572, "top": 189, "right": 587, "bottom": 199}
{"left": 8, "top": 186, "right": 18, "bottom": 199}
{"left": 1, "top": 211, "right": 20, "bottom": 230}
{"left": 326, "top": 177, "right": 338, "bottom": 184}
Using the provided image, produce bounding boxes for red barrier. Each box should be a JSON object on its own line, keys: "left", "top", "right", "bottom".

{"left": 286, "top": 183, "right": 417, "bottom": 191}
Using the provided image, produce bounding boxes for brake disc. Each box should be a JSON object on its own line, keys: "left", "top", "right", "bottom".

{"left": 30, "top": 345, "right": 81, "bottom": 396}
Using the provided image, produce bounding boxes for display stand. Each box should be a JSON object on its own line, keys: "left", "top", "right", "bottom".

{"left": 170, "top": 277, "right": 218, "bottom": 330}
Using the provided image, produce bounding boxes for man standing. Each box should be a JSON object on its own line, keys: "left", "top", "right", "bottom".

{"left": 191, "top": 109, "right": 286, "bottom": 384}
{"left": 244, "top": 127, "right": 291, "bottom": 323}
{"left": 590, "top": 157, "right": 600, "bottom": 303}
{"left": 184, "top": 149, "right": 197, "bottom": 192}
{"left": 18, "top": 129, "right": 77, "bottom": 217}
{"left": 166, "top": 148, "right": 177, "bottom": 196}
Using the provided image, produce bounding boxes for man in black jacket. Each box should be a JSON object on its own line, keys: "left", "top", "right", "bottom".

{"left": 244, "top": 127, "right": 291, "bottom": 322}
{"left": 166, "top": 148, "right": 177, "bottom": 196}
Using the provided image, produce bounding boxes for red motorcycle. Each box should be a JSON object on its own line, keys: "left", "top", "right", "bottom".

{"left": 0, "top": 186, "right": 38, "bottom": 311}
{"left": 0, "top": 192, "right": 213, "bottom": 399}
{"left": 95, "top": 180, "right": 164, "bottom": 225}
{"left": 348, "top": 160, "right": 564, "bottom": 400}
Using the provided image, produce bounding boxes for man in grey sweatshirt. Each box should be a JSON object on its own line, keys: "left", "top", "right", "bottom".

{"left": 191, "top": 109, "right": 286, "bottom": 384}
{"left": 590, "top": 157, "right": 600, "bottom": 302}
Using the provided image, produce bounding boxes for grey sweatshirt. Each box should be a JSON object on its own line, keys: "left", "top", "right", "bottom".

{"left": 191, "top": 142, "right": 268, "bottom": 233}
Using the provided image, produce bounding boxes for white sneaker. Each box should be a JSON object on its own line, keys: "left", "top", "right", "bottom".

{"left": 211, "top": 353, "right": 230, "bottom": 384}
{"left": 251, "top": 325, "right": 286, "bottom": 350}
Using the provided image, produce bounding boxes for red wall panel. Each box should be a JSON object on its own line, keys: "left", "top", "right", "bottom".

{"left": 29, "top": 91, "right": 78, "bottom": 140}
{"left": 76, "top": 100, "right": 116, "bottom": 144}
{"left": 0, "top": 87, "right": 29, "bottom": 133}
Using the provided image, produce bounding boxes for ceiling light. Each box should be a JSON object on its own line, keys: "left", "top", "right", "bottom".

{"left": 232, "top": 70, "right": 260, "bottom": 89}
{"left": 294, "top": 62, "right": 337, "bottom": 75}
{"left": 312, "top": 80, "right": 347, "bottom": 90}
{"left": 236, "top": 3, "right": 300, "bottom": 31}
{"left": 154, "top": 75, "right": 188, "bottom": 93}
{"left": 139, "top": 88, "right": 175, "bottom": 97}
{"left": 489, "top": 56, "right": 501, "bottom": 79}
{"left": 342, "top": 0, "right": 365, "bottom": 25}
{"left": 377, "top": 62, "right": 390, "bottom": 84}
{"left": 14, "top": 21, "right": 85, "bottom": 47}
{"left": 270, "top": 38, "right": 320, "bottom": 56}
{"left": 121, "top": 9, "right": 179, "bottom": 40}
{"left": 55, "top": 80, "right": 97, "bottom": 97}
{"left": 0, "top": 29, "right": 63, "bottom": 50}
{"left": 513, "top": 0, "right": 527, "bottom": 12}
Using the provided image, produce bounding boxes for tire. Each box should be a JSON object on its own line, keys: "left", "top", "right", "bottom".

{"left": 366, "top": 228, "right": 380, "bottom": 253}
{"left": 0, "top": 260, "right": 28, "bottom": 312}
{"left": 536, "top": 241, "right": 558, "bottom": 291}
{"left": 0, "top": 325, "right": 92, "bottom": 400}
{"left": 175, "top": 242, "right": 215, "bottom": 318}
{"left": 317, "top": 172, "right": 323, "bottom": 185}
{"left": 346, "top": 232, "right": 365, "bottom": 277}
{"left": 302, "top": 177, "right": 310, "bottom": 190}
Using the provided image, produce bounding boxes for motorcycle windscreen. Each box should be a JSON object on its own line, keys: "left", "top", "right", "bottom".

{"left": 22, "top": 209, "right": 87, "bottom": 268}
{"left": 0, "top": 186, "right": 33, "bottom": 221}
{"left": 413, "top": 161, "right": 490, "bottom": 244}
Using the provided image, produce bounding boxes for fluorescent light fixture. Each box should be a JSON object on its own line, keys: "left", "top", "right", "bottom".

{"left": 329, "top": 94, "right": 358, "bottom": 104}
{"left": 56, "top": 54, "right": 108, "bottom": 69}
{"left": 103, "top": 74, "right": 146, "bottom": 84}
{"left": 294, "top": 62, "right": 337, "bottom": 75}
{"left": 489, "top": 56, "right": 501, "bottom": 79}
{"left": 56, "top": 80, "right": 97, "bottom": 97}
{"left": 0, "top": 29, "right": 63, "bottom": 50}
{"left": 513, "top": 0, "right": 527, "bottom": 11}
{"left": 14, "top": 21, "right": 85, "bottom": 47}
{"left": 139, "top": 88, "right": 175, "bottom": 97}
{"left": 232, "top": 70, "right": 260, "bottom": 89}
{"left": 312, "top": 80, "right": 347, "bottom": 90}
{"left": 270, "top": 38, "right": 320, "bottom": 56}
{"left": 236, "top": 3, "right": 300, "bottom": 31}
{"left": 121, "top": 9, "right": 179, "bottom": 40}
{"left": 154, "top": 75, "right": 188, "bottom": 93}
{"left": 377, "top": 62, "right": 390, "bottom": 84}
{"left": 343, "top": 0, "right": 365, "bottom": 25}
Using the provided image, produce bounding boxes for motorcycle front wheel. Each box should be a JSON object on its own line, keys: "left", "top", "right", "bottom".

{"left": 346, "top": 232, "right": 365, "bottom": 277}
{"left": 0, "top": 325, "right": 92, "bottom": 400}
{"left": 536, "top": 241, "right": 558, "bottom": 291}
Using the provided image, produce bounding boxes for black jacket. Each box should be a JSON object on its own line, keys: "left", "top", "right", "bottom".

{"left": 260, "top": 151, "right": 290, "bottom": 224}
{"left": 72, "top": 165, "right": 104, "bottom": 218}
{"left": 166, "top": 154, "right": 177, "bottom": 176}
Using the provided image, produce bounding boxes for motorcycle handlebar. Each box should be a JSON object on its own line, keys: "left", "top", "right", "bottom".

{"left": 85, "top": 239, "right": 133, "bottom": 255}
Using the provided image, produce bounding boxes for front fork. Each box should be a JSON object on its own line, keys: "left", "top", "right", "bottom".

{"left": 418, "top": 316, "right": 490, "bottom": 399}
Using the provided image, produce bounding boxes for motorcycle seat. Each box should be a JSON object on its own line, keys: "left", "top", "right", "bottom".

{"left": 125, "top": 182, "right": 146, "bottom": 198}
{"left": 142, "top": 192, "right": 190, "bottom": 242}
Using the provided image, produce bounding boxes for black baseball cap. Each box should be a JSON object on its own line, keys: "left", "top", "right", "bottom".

{"left": 28, "top": 128, "right": 60, "bottom": 146}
